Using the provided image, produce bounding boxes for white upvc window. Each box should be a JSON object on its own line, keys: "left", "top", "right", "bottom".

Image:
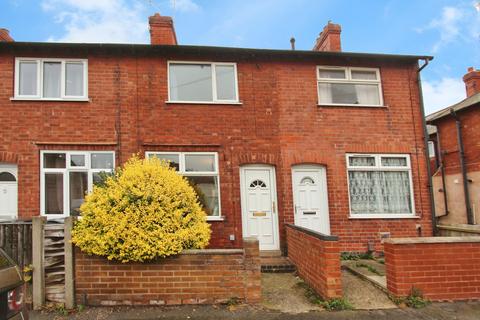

{"left": 14, "top": 58, "right": 88, "bottom": 101}
{"left": 167, "top": 61, "right": 239, "bottom": 104}
{"left": 146, "top": 152, "right": 222, "bottom": 219}
{"left": 317, "top": 66, "right": 383, "bottom": 107}
{"left": 40, "top": 151, "right": 114, "bottom": 217}
{"left": 346, "top": 154, "right": 415, "bottom": 218}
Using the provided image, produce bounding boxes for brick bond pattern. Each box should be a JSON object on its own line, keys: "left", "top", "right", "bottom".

{"left": 0, "top": 46, "right": 433, "bottom": 252}
{"left": 75, "top": 239, "right": 261, "bottom": 306}
{"left": 385, "top": 238, "right": 480, "bottom": 301}
{"left": 286, "top": 224, "right": 342, "bottom": 299}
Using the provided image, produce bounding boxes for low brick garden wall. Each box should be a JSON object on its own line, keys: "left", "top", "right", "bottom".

{"left": 75, "top": 238, "right": 261, "bottom": 306}
{"left": 286, "top": 224, "right": 342, "bottom": 299}
{"left": 385, "top": 237, "right": 480, "bottom": 301}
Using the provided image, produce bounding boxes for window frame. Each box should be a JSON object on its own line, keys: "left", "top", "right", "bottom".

{"left": 40, "top": 150, "right": 115, "bottom": 218}
{"left": 145, "top": 151, "right": 223, "bottom": 220}
{"left": 317, "top": 66, "right": 384, "bottom": 107}
{"left": 167, "top": 61, "right": 240, "bottom": 104}
{"left": 346, "top": 153, "right": 416, "bottom": 219}
{"left": 13, "top": 58, "right": 89, "bottom": 101}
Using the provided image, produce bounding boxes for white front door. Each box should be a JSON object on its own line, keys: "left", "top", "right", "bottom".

{"left": 0, "top": 164, "right": 18, "bottom": 220}
{"left": 292, "top": 165, "right": 330, "bottom": 235}
{"left": 240, "top": 165, "right": 279, "bottom": 251}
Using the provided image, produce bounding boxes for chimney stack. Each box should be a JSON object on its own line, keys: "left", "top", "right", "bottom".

{"left": 463, "top": 67, "right": 480, "bottom": 98}
{"left": 0, "top": 28, "right": 14, "bottom": 42}
{"left": 149, "top": 13, "right": 177, "bottom": 45}
{"left": 313, "top": 22, "right": 341, "bottom": 52}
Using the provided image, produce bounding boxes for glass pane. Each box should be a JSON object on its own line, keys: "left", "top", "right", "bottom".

{"left": 92, "top": 171, "right": 112, "bottom": 187}
{"left": 65, "top": 62, "right": 84, "bottom": 96}
{"left": 69, "top": 172, "right": 88, "bottom": 216}
{"left": 43, "top": 62, "right": 61, "bottom": 98}
{"left": 0, "top": 172, "right": 16, "bottom": 182}
{"left": 186, "top": 176, "right": 219, "bottom": 216}
{"left": 45, "top": 173, "right": 63, "bottom": 215}
{"left": 19, "top": 61, "right": 37, "bottom": 95}
{"left": 349, "top": 156, "right": 375, "bottom": 167}
{"left": 381, "top": 157, "right": 407, "bottom": 167}
{"left": 43, "top": 153, "right": 66, "bottom": 168}
{"left": 91, "top": 153, "right": 114, "bottom": 169}
{"left": 318, "top": 83, "right": 380, "bottom": 105}
{"left": 185, "top": 154, "right": 215, "bottom": 172}
{"left": 169, "top": 64, "right": 213, "bottom": 101}
{"left": 348, "top": 171, "right": 412, "bottom": 214}
{"left": 215, "top": 65, "right": 236, "bottom": 100}
{"left": 70, "top": 155, "right": 85, "bottom": 167}
{"left": 149, "top": 153, "right": 180, "bottom": 171}
{"left": 318, "top": 68, "right": 345, "bottom": 79}
{"left": 351, "top": 70, "right": 377, "bottom": 80}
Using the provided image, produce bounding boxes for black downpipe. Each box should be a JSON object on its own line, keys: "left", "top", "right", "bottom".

{"left": 417, "top": 58, "right": 438, "bottom": 235}
{"left": 432, "top": 126, "right": 449, "bottom": 217}
{"left": 450, "top": 109, "right": 474, "bottom": 224}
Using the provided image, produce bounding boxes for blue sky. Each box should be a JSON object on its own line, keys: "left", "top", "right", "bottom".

{"left": 2, "top": 0, "right": 479, "bottom": 114}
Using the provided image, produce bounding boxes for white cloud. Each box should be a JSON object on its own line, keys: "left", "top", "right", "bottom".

{"left": 42, "top": 0, "right": 149, "bottom": 43}
{"left": 422, "top": 77, "right": 466, "bottom": 115}
{"left": 170, "top": 0, "right": 199, "bottom": 12}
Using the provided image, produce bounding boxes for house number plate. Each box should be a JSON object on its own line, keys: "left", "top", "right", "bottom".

{"left": 253, "top": 211, "right": 267, "bottom": 217}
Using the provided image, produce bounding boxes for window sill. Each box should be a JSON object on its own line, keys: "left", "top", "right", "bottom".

{"left": 165, "top": 101, "right": 243, "bottom": 105}
{"left": 318, "top": 103, "right": 388, "bottom": 108}
{"left": 207, "top": 216, "right": 225, "bottom": 222}
{"left": 10, "top": 97, "right": 90, "bottom": 102}
{"left": 349, "top": 214, "right": 419, "bottom": 219}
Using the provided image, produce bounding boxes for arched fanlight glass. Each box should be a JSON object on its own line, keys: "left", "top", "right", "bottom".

{"left": 249, "top": 179, "right": 267, "bottom": 188}
{"left": 300, "top": 176, "right": 315, "bottom": 185}
{"left": 0, "top": 172, "right": 16, "bottom": 182}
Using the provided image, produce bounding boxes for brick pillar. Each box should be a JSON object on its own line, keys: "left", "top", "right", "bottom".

{"left": 242, "top": 237, "right": 261, "bottom": 303}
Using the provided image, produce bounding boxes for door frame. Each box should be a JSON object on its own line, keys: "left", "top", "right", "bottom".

{"left": 0, "top": 163, "right": 18, "bottom": 220}
{"left": 291, "top": 164, "right": 331, "bottom": 235}
{"left": 239, "top": 164, "right": 280, "bottom": 251}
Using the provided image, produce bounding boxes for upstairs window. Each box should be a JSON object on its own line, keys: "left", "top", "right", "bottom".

{"left": 15, "top": 58, "right": 88, "bottom": 100}
{"left": 317, "top": 67, "right": 383, "bottom": 106}
{"left": 168, "top": 62, "right": 238, "bottom": 103}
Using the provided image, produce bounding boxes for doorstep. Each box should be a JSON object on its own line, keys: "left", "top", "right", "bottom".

{"left": 260, "top": 250, "right": 296, "bottom": 273}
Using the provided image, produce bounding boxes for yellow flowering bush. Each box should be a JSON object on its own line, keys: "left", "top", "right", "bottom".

{"left": 72, "top": 156, "right": 211, "bottom": 262}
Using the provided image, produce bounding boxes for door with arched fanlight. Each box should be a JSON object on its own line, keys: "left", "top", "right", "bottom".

{"left": 0, "top": 164, "right": 18, "bottom": 219}
{"left": 291, "top": 165, "right": 330, "bottom": 235}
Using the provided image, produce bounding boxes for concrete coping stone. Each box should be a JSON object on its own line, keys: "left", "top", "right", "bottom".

{"left": 437, "top": 224, "right": 480, "bottom": 234}
{"left": 182, "top": 249, "right": 244, "bottom": 255}
{"left": 285, "top": 223, "right": 339, "bottom": 241}
{"left": 384, "top": 236, "right": 480, "bottom": 245}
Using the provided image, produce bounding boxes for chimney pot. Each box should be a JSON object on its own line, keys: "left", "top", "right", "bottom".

{"left": 0, "top": 28, "right": 14, "bottom": 42}
{"left": 463, "top": 67, "right": 480, "bottom": 98}
{"left": 149, "top": 13, "right": 177, "bottom": 45}
{"left": 313, "top": 21, "right": 341, "bottom": 52}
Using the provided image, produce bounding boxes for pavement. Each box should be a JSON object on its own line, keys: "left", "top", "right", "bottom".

{"left": 29, "top": 301, "right": 480, "bottom": 320}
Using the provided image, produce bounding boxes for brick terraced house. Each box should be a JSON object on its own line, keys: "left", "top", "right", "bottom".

{"left": 0, "top": 15, "right": 435, "bottom": 253}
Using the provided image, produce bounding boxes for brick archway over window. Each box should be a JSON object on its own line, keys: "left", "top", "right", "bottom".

{"left": 0, "top": 152, "right": 19, "bottom": 164}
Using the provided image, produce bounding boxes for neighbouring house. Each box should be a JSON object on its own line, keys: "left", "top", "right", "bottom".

{"left": 427, "top": 67, "right": 480, "bottom": 231}
{"left": 0, "top": 15, "right": 435, "bottom": 253}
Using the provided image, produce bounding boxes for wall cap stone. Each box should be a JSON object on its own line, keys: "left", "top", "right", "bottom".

{"left": 286, "top": 224, "right": 339, "bottom": 241}
{"left": 385, "top": 236, "right": 480, "bottom": 244}
{"left": 183, "top": 249, "right": 244, "bottom": 255}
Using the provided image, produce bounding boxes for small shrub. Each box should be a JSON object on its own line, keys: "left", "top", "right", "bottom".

{"left": 341, "top": 251, "right": 373, "bottom": 261}
{"left": 321, "top": 298, "right": 353, "bottom": 311}
{"left": 355, "top": 262, "right": 382, "bottom": 276}
{"left": 72, "top": 156, "right": 211, "bottom": 262}
{"left": 405, "top": 287, "right": 429, "bottom": 309}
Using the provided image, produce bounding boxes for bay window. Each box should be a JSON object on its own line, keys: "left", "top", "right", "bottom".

{"left": 146, "top": 152, "right": 221, "bottom": 218}
{"left": 346, "top": 154, "right": 415, "bottom": 218}
{"left": 317, "top": 66, "right": 383, "bottom": 106}
{"left": 41, "top": 151, "right": 114, "bottom": 217}
{"left": 14, "top": 58, "right": 88, "bottom": 100}
{"left": 168, "top": 62, "right": 239, "bottom": 103}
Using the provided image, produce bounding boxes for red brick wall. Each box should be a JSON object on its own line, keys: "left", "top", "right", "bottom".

{"left": 75, "top": 238, "right": 261, "bottom": 306}
{"left": 385, "top": 237, "right": 480, "bottom": 301}
{"left": 0, "top": 47, "right": 433, "bottom": 251}
{"left": 286, "top": 224, "right": 342, "bottom": 299}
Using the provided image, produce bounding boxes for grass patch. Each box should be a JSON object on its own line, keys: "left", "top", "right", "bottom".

{"left": 355, "top": 262, "right": 382, "bottom": 276}
{"left": 389, "top": 287, "right": 430, "bottom": 309}
{"left": 341, "top": 251, "right": 373, "bottom": 261}
{"left": 296, "top": 281, "right": 353, "bottom": 311}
